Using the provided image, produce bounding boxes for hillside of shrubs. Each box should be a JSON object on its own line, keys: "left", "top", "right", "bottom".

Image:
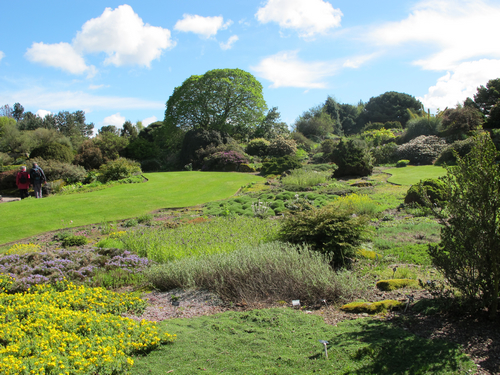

{"left": 1, "top": 75, "right": 500, "bottom": 374}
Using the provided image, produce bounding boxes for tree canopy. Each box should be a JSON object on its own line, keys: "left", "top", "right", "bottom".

{"left": 361, "top": 91, "right": 423, "bottom": 127}
{"left": 164, "top": 68, "right": 267, "bottom": 139}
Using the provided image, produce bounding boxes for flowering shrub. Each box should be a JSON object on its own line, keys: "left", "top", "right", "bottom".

{"left": 396, "top": 135, "right": 447, "bottom": 164}
{"left": 0, "top": 280, "right": 175, "bottom": 375}
{"left": 98, "top": 158, "right": 142, "bottom": 183}
{"left": 0, "top": 248, "right": 153, "bottom": 292}
{"left": 268, "top": 137, "right": 298, "bottom": 157}
{"left": 202, "top": 150, "right": 249, "bottom": 171}
{"left": 362, "top": 128, "right": 396, "bottom": 146}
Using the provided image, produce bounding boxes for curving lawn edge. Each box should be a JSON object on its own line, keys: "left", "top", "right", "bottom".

{"left": 0, "top": 171, "right": 264, "bottom": 245}
{"left": 386, "top": 165, "right": 446, "bottom": 185}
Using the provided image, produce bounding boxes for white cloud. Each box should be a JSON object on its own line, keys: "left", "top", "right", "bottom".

{"left": 343, "top": 53, "right": 378, "bottom": 69}
{"left": 174, "top": 14, "right": 232, "bottom": 39}
{"left": 0, "top": 87, "right": 164, "bottom": 111}
{"left": 25, "top": 42, "right": 95, "bottom": 76}
{"left": 142, "top": 116, "right": 157, "bottom": 126}
{"left": 419, "top": 59, "right": 500, "bottom": 111}
{"left": 0, "top": 51, "right": 5, "bottom": 61}
{"left": 88, "top": 84, "right": 109, "bottom": 90}
{"left": 255, "top": 0, "right": 342, "bottom": 38}
{"left": 102, "top": 113, "right": 126, "bottom": 127}
{"left": 74, "top": 5, "right": 174, "bottom": 67}
{"left": 36, "top": 109, "right": 52, "bottom": 118}
{"left": 219, "top": 35, "right": 239, "bottom": 50}
{"left": 251, "top": 51, "right": 339, "bottom": 89}
{"left": 371, "top": 0, "right": 500, "bottom": 71}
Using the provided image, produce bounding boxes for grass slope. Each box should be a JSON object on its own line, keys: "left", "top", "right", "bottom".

{"left": 386, "top": 165, "right": 446, "bottom": 185}
{"left": 131, "top": 308, "right": 474, "bottom": 374}
{"left": 0, "top": 172, "right": 263, "bottom": 245}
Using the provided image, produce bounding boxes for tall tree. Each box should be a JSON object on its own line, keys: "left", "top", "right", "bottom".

{"left": 360, "top": 91, "right": 423, "bottom": 128}
{"left": 165, "top": 68, "right": 267, "bottom": 140}
{"left": 99, "top": 125, "right": 119, "bottom": 135}
{"left": 253, "top": 107, "right": 289, "bottom": 140}
{"left": 12, "top": 103, "right": 24, "bottom": 121}
{"left": 121, "top": 120, "right": 138, "bottom": 139}
{"left": 467, "top": 78, "right": 500, "bottom": 128}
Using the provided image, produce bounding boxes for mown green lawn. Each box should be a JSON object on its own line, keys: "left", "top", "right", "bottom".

{"left": 0, "top": 172, "right": 263, "bottom": 245}
{"left": 386, "top": 165, "right": 446, "bottom": 185}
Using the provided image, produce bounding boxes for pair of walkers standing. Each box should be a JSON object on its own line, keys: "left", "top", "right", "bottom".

{"left": 15, "top": 163, "right": 47, "bottom": 199}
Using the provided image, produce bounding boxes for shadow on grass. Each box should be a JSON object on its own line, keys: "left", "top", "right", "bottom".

{"left": 328, "top": 319, "right": 473, "bottom": 375}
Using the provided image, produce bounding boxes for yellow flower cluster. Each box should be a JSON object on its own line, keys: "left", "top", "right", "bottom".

{"left": 5, "top": 243, "right": 41, "bottom": 255}
{"left": 109, "top": 231, "right": 127, "bottom": 239}
{"left": 0, "top": 282, "right": 176, "bottom": 374}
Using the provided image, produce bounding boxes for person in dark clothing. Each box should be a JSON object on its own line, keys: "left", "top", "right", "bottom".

{"left": 16, "top": 166, "right": 30, "bottom": 199}
{"left": 30, "top": 162, "right": 47, "bottom": 198}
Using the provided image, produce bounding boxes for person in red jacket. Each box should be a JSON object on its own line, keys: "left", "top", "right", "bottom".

{"left": 16, "top": 166, "right": 30, "bottom": 199}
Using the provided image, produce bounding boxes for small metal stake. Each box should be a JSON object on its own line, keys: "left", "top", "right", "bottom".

{"left": 319, "top": 340, "right": 329, "bottom": 359}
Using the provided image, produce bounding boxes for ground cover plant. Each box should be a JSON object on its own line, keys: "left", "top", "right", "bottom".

{"left": 0, "top": 171, "right": 264, "bottom": 244}
{"left": 386, "top": 165, "right": 446, "bottom": 185}
{"left": 0, "top": 277, "right": 176, "bottom": 375}
{"left": 120, "top": 216, "right": 280, "bottom": 263}
{"left": 130, "top": 308, "right": 474, "bottom": 374}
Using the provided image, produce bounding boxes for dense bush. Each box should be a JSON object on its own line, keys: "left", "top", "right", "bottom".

{"left": 74, "top": 140, "right": 104, "bottom": 170}
{"left": 396, "top": 135, "right": 447, "bottom": 164}
{"left": 28, "top": 158, "right": 87, "bottom": 183}
{"left": 245, "top": 138, "right": 270, "bottom": 156}
{"left": 279, "top": 205, "right": 369, "bottom": 268}
{"left": 179, "top": 129, "right": 233, "bottom": 168}
{"left": 331, "top": 138, "right": 373, "bottom": 178}
{"left": 362, "top": 122, "right": 386, "bottom": 131}
{"left": 404, "top": 178, "right": 448, "bottom": 207}
{"left": 385, "top": 121, "right": 403, "bottom": 129}
{"left": 320, "top": 138, "right": 338, "bottom": 155}
{"left": 202, "top": 150, "right": 249, "bottom": 171}
{"left": 396, "top": 159, "right": 410, "bottom": 167}
{"left": 267, "top": 136, "right": 298, "bottom": 157}
{"left": 439, "top": 106, "right": 483, "bottom": 138}
{"left": 291, "top": 131, "right": 316, "bottom": 151}
{"left": 144, "top": 242, "right": 366, "bottom": 304}
{"left": 371, "top": 142, "right": 398, "bottom": 165}
{"left": 30, "top": 142, "right": 74, "bottom": 163}
{"left": 261, "top": 155, "right": 302, "bottom": 175}
{"left": 362, "top": 128, "right": 396, "bottom": 146}
{"left": 98, "top": 157, "right": 142, "bottom": 183}
{"left": 0, "top": 169, "right": 17, "bottom": 191}
{"left": 0, "top": 152, "right": 13, "bottom": 167}
{"left": 434, "top": 137, "right": 475, "bottom": 165}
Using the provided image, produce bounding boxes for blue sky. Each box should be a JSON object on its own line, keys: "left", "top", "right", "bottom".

{"left": 1, "top": 0, "right": 500, "bottom": 132}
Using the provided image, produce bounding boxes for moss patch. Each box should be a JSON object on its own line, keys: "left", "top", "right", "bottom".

{"left": 376, "top": 279, "right": 419, "bottom": 291}
{"left": 341, "top": 300, "right": 404, "bottom": 314}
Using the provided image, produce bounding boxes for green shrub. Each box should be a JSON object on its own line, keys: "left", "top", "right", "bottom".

{"left": 137, "top": 213, "right": 153, "bottom": 224}
{"left": 28, "top": 158, "right": 86, "bottom": 183}
{"left": 0, "top": 152, "right": 13, "bottom": 167}
{"left": 279, "top": 205, "right": 369, "bottom": 268}
{"left": 362, "top": 122, "right": 386, "bottom": 131}
{"left": 98, "top": 157, "right": 142, "bottom": 183}
{"left": 404, "top": 178, "right": 448, "bottom": 206}
{"left": 376, "top": 279, "right": 419, "bottom": 291}
{"left": 261, "top": 155, "right": 302, "bottom": 175}
{"left": 331, "top": 138, "right": 373, "bottom": 178}
{"left": 202, "top": 150, "right": 248, "bottom": 171}
{"left": 239, "top": 163, "right": 256, "bottom": 172}
{"left": 268, "top": 136, "right": 298, "bottom": 157}
{"left": 245, "top": 138, "right": 270, "bottom": 156}
{"left": 385, "top": 121, "right": 403, "bottom": 129}
{"left": 124, "top": 219, "right": 138, "bottom": 228}
{"left": 144, "top": 242, "right": 366, "bottom": 303}
{"left": 62, "top": 235, "right": 88, "bottom": 248}
{"left": 341, "top": 300, "right": 404, "bottom": 314}
{"left": 402, "top": 116, "right": 441, "bottom": 142}
{"left": 434, "top": 137, "right": 475, "bottom": 165}
{"left": 396, "top": 159, "right": 410, "bottom": 167}
{"left": 371, "top": 142, "right": 398, "bottom": 165}
{"left": 281, "top": 168, "right": 331, "bottom": 188}
{"left": 30, "top": 142, "right": 74, "bottom": 163}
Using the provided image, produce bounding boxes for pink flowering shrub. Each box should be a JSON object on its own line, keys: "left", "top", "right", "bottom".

{"left": 202, "top": 150, "right": 249, "bottom": 171}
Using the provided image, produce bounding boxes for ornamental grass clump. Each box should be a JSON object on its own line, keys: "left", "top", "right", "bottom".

{"left": 0, "top": 280, "right": 175, "bottom": 375}
{"left": 144, "top": 242, "right": 366, "bottom": 304}
{"left": 334, "top": 193, "right": 383, "bottom": 217}
{"left": 280, "top": 168, "right": 332, "bottom": 188}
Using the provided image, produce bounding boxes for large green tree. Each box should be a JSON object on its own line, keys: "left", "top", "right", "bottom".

{"left": 360, "top": 91, "right": 423, "bottom": 128}
{"left": 165, "top": 68, "right": 267, "bottom": 139}
{"left": 429, "top": 134, "right": 500, "bottom": 318}
{"left": 467, "top": 78, "right": 500, "bottom": 128}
